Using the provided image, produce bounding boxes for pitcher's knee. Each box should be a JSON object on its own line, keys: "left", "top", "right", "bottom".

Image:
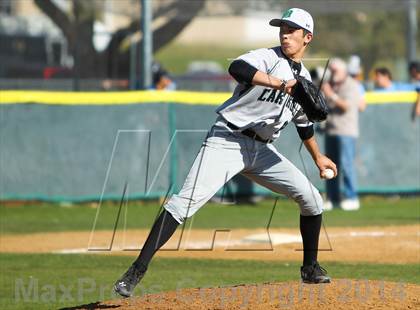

{"left": 294, "top": 187, "right": 323, "bottom": 216}
{"left": 163, "top": 194, "right": 204, "bottom": 224}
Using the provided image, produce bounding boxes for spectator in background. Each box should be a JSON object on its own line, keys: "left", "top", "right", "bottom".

{"left": 152, "top": 61, "right": 176, "bottom": 90}
{"left": 408, "top": 61, "right": 420, "bottom": 83}
{"left": 347, "top": 55, "right": 366, "bottom": 112}
{"left": 101, "top": 61, "right": 176, "bottom": 90}
{"left": 374, "top": 67, "right": 396, "bottom": 91}
{"left": 408, "top": 61, "right": 420, "bottom": 119}
{"left": 373, "top": 66, "right": 414, "bottom": 91}
{"left": 321, "top": 58, "right": 363, "bottom": 211}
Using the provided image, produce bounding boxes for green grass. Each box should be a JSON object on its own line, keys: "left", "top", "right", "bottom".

{"left": 1, "top": 197, "right": 419, "bottom": 235}
{"left": 0, "top": 253, "right": 418, "bottom": 310}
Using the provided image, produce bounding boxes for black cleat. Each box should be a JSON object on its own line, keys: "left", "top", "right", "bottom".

{"left": 114, "top": 264, "right": 147, "bottom": 297}
{"left": 301, "top": 262, "right": 331, "bottom": 284}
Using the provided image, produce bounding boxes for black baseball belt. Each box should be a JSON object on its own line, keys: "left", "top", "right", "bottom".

{"left": 226, "top": 122, "right": 273, "bottom": 144}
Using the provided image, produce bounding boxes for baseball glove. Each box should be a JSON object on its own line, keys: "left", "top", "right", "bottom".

{"left": 292, "top": 76, "right": 329, "bottom": 122}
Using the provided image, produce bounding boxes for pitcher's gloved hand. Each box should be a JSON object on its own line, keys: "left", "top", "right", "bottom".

{"left": 292, "top": 76, "right": 329, "bottom": 122}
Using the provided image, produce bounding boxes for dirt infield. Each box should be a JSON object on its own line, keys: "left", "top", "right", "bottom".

{"left": 68, "top": 280, "right": 419, "bottom": 309}
{"left": 1, "top": 225, "right": 418, "bottom": 264}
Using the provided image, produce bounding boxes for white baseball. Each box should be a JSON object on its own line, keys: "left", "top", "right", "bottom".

{"left": 322, "top": 168, "right": 334, "bottom": 179}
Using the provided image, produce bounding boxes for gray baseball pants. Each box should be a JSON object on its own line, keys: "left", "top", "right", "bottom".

{"left": 164, "top": 124, "right": 324, "bottom": 224}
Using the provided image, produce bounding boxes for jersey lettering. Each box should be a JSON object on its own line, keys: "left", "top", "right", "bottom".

{"left": 258, "top": 88, "right": 287, "bottom": 106}
{"left": 274, "top": 91, "right": 286, "bottom": 104}
{"left": 257, "top": 88, "right": 270, "bottom": 101}
{"left": 266, "top": 89, "right": 277, "bottom": 102}
{"left": 285, "top": 98, "right": 301, "bottom": 115}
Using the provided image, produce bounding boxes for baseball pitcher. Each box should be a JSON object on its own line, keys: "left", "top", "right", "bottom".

{"left": 114, "top": 8, "right": 337, "bottom": 298}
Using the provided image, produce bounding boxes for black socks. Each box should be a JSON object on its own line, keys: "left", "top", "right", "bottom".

{"left": 133, "top": 210, "right": 180, "bottom": 271}
{"left": 299, "top": 213, "right": 322, "bottom": 267}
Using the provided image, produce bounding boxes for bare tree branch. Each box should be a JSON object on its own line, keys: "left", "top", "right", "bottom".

{"left": 153, "top": 0, "right": 179, "bottom": 20}
{"left": 105, "top": 19, "right": 140, "bottom": 58}
{"left": 34, "top": 0, "right": 206, "bottom": 77}
{"left": 33, "top": 0, "right": 74, "bottom": 45}
{"left": 106, "top": 0, "right": 179, "bottom": 55}
{"left": 152, "top": 0, "right": 206, "bottom": 51}
{"left": 107, "top": 0, "right": 205, "bottom": 55}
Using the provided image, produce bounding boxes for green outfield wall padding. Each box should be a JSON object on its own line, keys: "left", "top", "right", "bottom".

{"left": 0, "top": 93, "right": 419, "bottom": 202}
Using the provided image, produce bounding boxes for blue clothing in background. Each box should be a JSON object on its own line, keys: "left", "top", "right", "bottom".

{"left": 374, "top": 82, "right": 416, "bottom": 92}
{"left": 325, "top": 135, "right": 358, "bottom": 202}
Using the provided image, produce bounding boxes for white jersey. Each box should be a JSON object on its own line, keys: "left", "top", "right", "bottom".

{"left": 216, "top": 46, "right": 313, "bottom": 141}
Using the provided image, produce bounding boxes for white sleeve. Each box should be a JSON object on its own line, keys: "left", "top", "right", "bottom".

{"left": 236, "top": 48, "right": 277, "bottom": 73}
{"left": 293, "top": 109, "right": 313, "bottom": 127}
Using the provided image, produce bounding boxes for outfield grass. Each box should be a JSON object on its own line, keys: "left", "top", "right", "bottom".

{"left": 0, "top": 197, "right": 419, "bottom": 235}
{"left": 0, "top": 253, "right": 418, "bottom": 310}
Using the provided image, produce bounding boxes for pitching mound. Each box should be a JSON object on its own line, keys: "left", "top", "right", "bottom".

{"left": 69, "top": 280, "right": 419, "bottom": 309}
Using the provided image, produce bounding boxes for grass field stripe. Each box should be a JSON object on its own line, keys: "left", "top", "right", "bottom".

{"left": 0, "top": 90, "right": 417, "bottom": 105}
